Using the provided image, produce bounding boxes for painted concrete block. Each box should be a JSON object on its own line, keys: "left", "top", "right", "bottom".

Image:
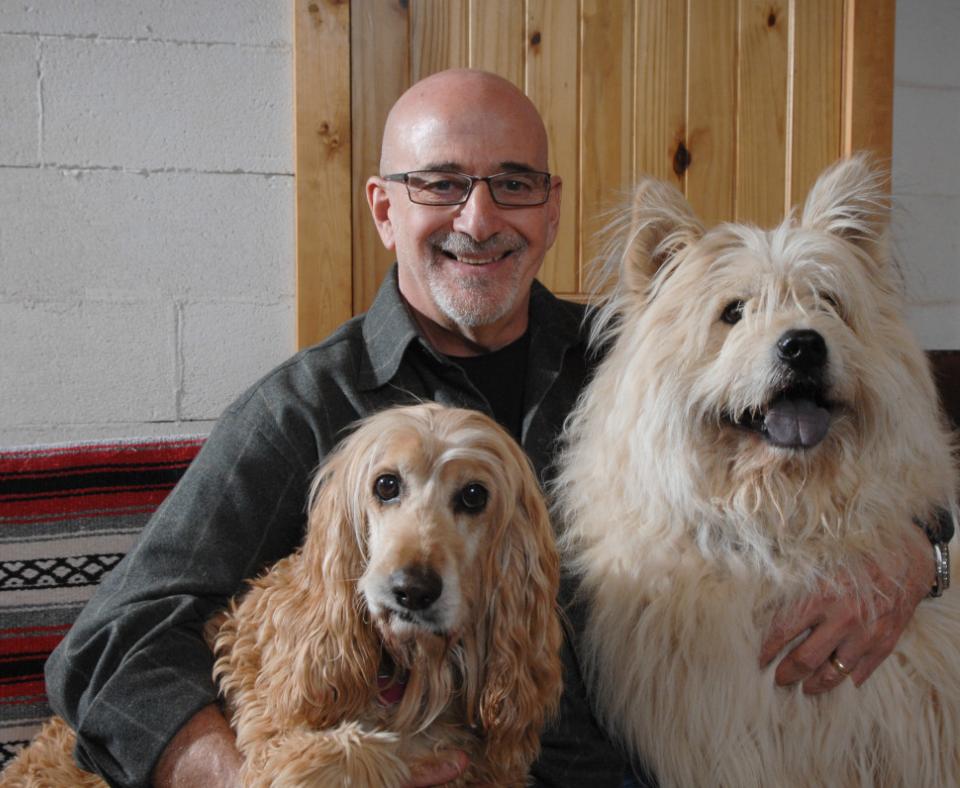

{"left": 179, "top": 299, "right": 294, "bottom": 420}
{"left": 892, "top": 193, "right": 960, "bottom": 303}
{"left": 0, "top": 167, "right": 294, "bottom": 302}
{"left": 896, "top": 0, "right": 960, "bottom": 89}
{"left": 893, "top": 86, "right": 960, "bottom": 198}
{"left": 0, "top": 0, "right": 291, "bottom": 47}
{"left": 0, "top": 299, "right": 176, "bottom": 428}
{"left": 0, "top": 35, "right": 39, "bottom": 165}
{"left": 0, "top": 418, "right": 216, "bottom": 446}
{"left": 43, "top": 38, "right": 292, "bottom": 172}
{"left": 906, "top": 303, "right": 960, "bottom": 350}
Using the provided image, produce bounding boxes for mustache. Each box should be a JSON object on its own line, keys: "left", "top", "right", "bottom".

{"left": 428, "top": 231, "right": 527, "bottom": 258}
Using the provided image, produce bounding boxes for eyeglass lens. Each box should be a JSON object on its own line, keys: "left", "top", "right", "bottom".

{"left": 405, "top": 171, "right": 549, "bottom": 206}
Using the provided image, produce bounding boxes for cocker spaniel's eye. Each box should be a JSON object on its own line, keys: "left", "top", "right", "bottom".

{"left": 374, "top": 474, "right": 401, "bottom": 502}
{"left": 456, "top": 482, "right": 488, "bottom": 513}
{"left": 720, "top": 299, "right": 745, "bottom": 325}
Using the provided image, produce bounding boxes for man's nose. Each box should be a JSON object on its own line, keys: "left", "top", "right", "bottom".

{"left": 451, "top": 180, "right": 504, "bottom": 242}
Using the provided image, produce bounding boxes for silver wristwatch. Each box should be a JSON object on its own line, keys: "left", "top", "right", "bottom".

{"left": 930, "top": 540, "right": 951, "bottom": 598}
{"left": 923, "top": 507, "right": 954, "bottom": 599}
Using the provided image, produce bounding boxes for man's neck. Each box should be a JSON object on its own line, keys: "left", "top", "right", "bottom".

{"left": 403, "top": 299, "right": 529, "bottom": 357}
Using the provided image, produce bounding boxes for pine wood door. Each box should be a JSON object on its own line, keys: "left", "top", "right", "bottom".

{"left": 294, "top": 0, "right": 894, "bottom": 348}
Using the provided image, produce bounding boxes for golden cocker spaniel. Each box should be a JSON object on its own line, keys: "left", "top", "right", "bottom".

{"left": 3, "top": 404, "right": 563, "bottom": 787}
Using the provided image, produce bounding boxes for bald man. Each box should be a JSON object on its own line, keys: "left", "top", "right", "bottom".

{"left": 46, "top": 70, "right": 934, "bottom": 787}
{"left": 45, "top": 69, "right": 618, "bottom": 787}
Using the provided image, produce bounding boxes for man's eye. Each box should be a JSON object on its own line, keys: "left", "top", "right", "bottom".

{"left": 425, "top": 179, "right": 456, "bottom": 192}
{"left": 374, "top": 474, "right": 401, "bottom": 502}
{"left": 500, "top": 177, "right": 533, "bottom": 192}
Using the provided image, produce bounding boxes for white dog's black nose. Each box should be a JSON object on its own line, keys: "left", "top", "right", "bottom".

{"left": 777, "top": 330, "right": 827, "bottom": 370}
{"left": 390, "top": 567, "right": 443, "bottom": 611}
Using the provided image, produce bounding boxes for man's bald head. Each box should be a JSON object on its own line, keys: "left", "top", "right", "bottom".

{"left": 379, "top": 69, "right": 549, "bottom": 174}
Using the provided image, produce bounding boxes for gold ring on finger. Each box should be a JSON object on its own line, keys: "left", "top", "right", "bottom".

{"left": 829, "top": 653, "right": 852, "bottom": 677}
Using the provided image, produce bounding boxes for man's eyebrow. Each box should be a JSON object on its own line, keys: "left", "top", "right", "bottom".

{"left": 418, "top": 161, "right": 541, "bottom": 173}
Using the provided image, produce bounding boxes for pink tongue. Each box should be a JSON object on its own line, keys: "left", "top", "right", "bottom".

{"left": 763, "top": 398, "right": 830, "bottom": 448}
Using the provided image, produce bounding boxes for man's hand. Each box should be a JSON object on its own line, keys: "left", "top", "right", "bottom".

{"left": 151, "top": 704, "right": 242, "bottom": 788}
{"left": 759, "top": 525, "right": 933, "bottom": 694}
{"left": 405, "top": 750, "right": 469, "bottom": 787}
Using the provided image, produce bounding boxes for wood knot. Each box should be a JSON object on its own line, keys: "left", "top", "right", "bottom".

{"left": 530, "top": 31, "right": 541, "bottom": 46}
{"left": 767, "top": 12, "right": 777, "bottom": 27}
{"left": 317, "top": 122, "right": 340, "bottom": 149}
{"left": 673, "top": 141, "right": 692, "bottom": 176}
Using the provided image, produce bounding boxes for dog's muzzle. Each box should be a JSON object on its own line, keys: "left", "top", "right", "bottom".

{"left": 389, "top": 566, "right": 443, "bottom": 612}
{"left": 731, "top": 329, "right": 833, "bottom": 450}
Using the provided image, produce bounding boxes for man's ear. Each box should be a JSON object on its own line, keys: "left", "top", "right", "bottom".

{"left": 544, "top": 175, "right": 562, "bottom": 251}
{"left": 366, "top": 176, "right": 396, "bottom": 251}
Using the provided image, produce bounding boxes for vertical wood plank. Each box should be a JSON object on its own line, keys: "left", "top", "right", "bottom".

{"left": 410, "top": 0, "right": 469, "bottom": 81}
{"left": 526, "top": 0, "right": 579, "bottom": 294}
{"left": 790, "top": 0, "right": 843, "bottom": 210}
{"left": 736, "top": 0, "right": 788, "bottom": 226}
{"left": 843, "top": 0, "right": 895, "bottom": 168}
{"left": 686, "top": 0, "right": 738, "bottom": 226}
{"left": 469, "top": 0, "right": 524, "bottom": 87}
{"left": 635, "top": 0, "right": 686, "bottom": 187}
{"left": 295, "top": 0, "right": 353, "bottom": 349}
{"left": 352, "top": 0, "right": 410, "bottom": 313}
{"left": 580, "top": 0, "right": 635, "bottom": 274}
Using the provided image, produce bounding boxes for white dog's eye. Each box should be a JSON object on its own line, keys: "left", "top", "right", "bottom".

{"left": 456, "top": 482, "right": 489, "bottom": 513}
{"left": 374, "top": 473, "right": 401, "bottom": 502}
{"left": 720, "top": 299, "right": 745, "bottom": 325}
{"left": 820, "top": 293, "right": 843, "bottom": 314}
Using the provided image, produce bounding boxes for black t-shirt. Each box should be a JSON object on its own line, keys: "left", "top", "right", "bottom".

{"left": 447, "top": 331, "right": 530, "bottom": 439}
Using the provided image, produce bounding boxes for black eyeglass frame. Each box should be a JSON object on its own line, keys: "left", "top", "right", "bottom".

{"left": 380, "top": 169, "right": 553, "bottom": 207}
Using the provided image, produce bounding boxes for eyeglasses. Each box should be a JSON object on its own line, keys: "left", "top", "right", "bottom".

{"left": 381, "top": 169, "right": 552, "bottom": 207}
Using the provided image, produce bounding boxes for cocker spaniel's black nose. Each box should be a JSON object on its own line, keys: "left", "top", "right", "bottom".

{"left": 389, "top": 566, "right": 443, "bottom": 611}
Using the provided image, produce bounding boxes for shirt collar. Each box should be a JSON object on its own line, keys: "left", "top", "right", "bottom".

{"left": 358, "top": 263, "right": 587, "bottom": 391}
{"left": 359, "top": 264, "right": 427, "bottom": 390}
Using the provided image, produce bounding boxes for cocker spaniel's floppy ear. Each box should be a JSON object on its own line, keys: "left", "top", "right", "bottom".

{"left": 476, "top": 433, "right": 564, "bottom": 772}
{"left": 240, "top": 425, "right": 383, "bottom": 728}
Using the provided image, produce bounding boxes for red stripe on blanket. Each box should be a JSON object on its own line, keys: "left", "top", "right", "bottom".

{"left": 0, "top": 441, "right": 205, "bottom": 473}
{"left": 0, "top": 679, "right": 47, "bottom": 703}
{"left": 0, "top": 487, "right": 180, "bottom": 520}
{"left": 0, "top": 632, "right": 66, "bottom": 657}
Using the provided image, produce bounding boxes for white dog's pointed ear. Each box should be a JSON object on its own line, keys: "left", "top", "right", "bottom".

{"left": 620, "top": 177, "right": 704, "bottom": 295}
{"left": 801, "top": 153, "right": 890, "bottom": 257}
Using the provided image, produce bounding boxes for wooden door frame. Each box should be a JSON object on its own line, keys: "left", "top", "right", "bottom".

{"left": 293, "top": 0, "right": 895, "bottom": 350}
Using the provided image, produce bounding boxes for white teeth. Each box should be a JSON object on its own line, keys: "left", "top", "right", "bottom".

{"left": 450, "top": 250, "right": 513, "bottom": 265}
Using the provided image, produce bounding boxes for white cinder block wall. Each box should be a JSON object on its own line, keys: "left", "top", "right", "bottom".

{"left": 0, "top": 2, "right": 295, "bottom": 444}
{"left": 0, "top": 1, "right": 957, "bottom": 445}
{"left": 894, "top": 0, "right": 960, "bottom": 350}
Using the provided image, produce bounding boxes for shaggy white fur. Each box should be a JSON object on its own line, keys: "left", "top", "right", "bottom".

{"left": 556, "top": 155, "right": 960, "bottom": 787}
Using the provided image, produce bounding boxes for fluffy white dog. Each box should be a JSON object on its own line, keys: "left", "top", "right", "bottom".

{"left": 556, "top": 155, "right": 959, "bottom": 787}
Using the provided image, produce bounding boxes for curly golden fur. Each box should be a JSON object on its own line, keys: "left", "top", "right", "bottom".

{"left": 3, "top": 404, "right": 562, "bottom": 787}
{"left": 557, "top": 155, "right": 960, "bottom": 787}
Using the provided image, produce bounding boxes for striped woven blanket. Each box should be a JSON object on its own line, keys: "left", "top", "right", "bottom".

{"left": 0, "top": 436, "right": 204, "bottom": 767}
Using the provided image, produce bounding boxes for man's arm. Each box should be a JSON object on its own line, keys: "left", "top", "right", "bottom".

{"left": 152, "top": 705, "right": 241, "bottom": 788}
{"left": 760, "top": 523, "right": 935, "bottom": 693}
{"left": 45, "top": 406, "right": 315, "bottom": 787}
{"left": 151, "top": 705, "right": 467, "bottom": 787}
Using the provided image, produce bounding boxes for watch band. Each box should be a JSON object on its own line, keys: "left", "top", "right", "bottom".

{"left": 915, "top": 507, "right": 954, "bottom": 599}
{"left": 930, "top": 540, "right": 951, "bottom": 598}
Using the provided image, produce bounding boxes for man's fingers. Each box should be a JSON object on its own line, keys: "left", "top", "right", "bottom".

{"left": 760, "top": 601, "right": 822, "bottom": 667}
{"left": 772, "top": 607, "right": 854, "bottom": 686}
{"left": 406, "top": 750, "right": 469, "bottom": 788}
